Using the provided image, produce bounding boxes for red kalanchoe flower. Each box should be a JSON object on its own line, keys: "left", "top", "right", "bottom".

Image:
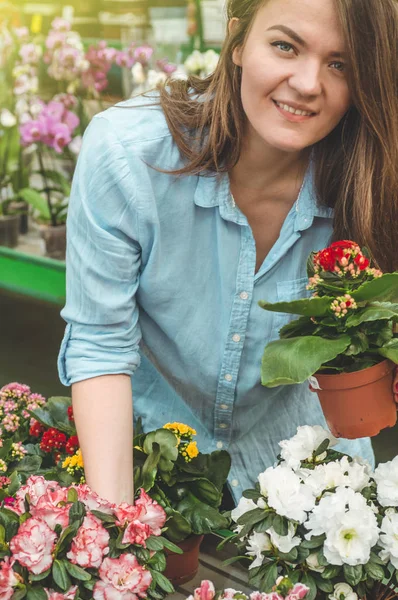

{"left": 65, "top": 435, "right": 79, "bottom": 455}
{"left": 354, "top": 253, "right": 370, "bottom": 270}
{"left": 29, "top": 420, "right": 45, "bottom": 437}
{"left": 40, "top": 428, "right": 67, "bottom": 453}
{"left": 67, "top": 406, "right": 74, "bottom": 421}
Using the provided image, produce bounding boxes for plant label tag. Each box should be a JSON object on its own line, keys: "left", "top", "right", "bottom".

{"left": 308, "top": 376, "right": 322, "bottom": 391}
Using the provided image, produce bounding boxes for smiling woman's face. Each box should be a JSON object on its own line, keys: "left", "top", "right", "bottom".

{"left": 232, "top": 0, "right": 351, "bottom": 154}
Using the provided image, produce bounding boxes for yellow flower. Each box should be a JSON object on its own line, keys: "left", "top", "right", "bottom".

{"left": 186, "top": 441, "right": 199, "bottom": 459}
{"left": 62, "top": 449, "right": 84, "bottom": 471}
{"left": 163, "top": 422, "right": 197, "bottom": 437}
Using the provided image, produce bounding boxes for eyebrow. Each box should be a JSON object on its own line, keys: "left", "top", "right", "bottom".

{"left": 266, "top": 25, "right": 346, "bottom": 58}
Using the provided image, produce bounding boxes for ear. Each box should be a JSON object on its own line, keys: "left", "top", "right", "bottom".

{"left": 229, "top": 18, "right": 243, "bottom": 67}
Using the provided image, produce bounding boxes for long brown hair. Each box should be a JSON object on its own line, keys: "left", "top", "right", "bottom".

{"left": 158, "top": 0, "right": 398, "bottom": 272}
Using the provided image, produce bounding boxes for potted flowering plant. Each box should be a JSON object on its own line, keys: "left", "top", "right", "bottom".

{"left": 259, "top": 241, "right": 398, "bottom": 438}
{"left": 0, "top": 474, "right": 180, "bottom": 600}
{"left": 227, "top": 425, "right": 398, "bottom": 600}
{"left": 17, "top": 391, "right": 230, "bottom": 587}
{"left": 133, "top": 421, "right": 230, "bottom": 585}
{"left": 185, "top": 578, "right": 310, "bottom": 600}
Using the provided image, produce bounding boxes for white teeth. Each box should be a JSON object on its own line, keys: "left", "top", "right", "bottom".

{"left": 275, "top": 101, "right": 312, "bottom": 117}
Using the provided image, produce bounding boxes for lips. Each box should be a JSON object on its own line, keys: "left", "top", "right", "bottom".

{"left": 273, "top": 99, "right": 317, "bottom": 116}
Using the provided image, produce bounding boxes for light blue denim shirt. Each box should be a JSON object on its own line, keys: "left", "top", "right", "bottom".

{"left": 58, "top": 95, "right": 374, "bottom": 501}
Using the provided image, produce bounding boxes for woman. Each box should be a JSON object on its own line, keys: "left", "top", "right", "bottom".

{"left": 58, "top": 0, "right": 398, "bottom": 505}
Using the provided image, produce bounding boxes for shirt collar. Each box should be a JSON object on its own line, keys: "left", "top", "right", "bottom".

{"left": 193, "top": 163, "right": 334, "bottom": 230}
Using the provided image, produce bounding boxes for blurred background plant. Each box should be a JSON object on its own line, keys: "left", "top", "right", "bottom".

{"left": 0, "top": 5, "right": 220, "bottom": 257}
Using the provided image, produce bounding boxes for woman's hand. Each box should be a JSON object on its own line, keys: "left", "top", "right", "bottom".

{"left": 394, "top": 367, "right": 398, "bottom": 404}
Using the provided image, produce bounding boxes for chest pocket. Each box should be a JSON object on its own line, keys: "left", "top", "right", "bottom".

{"left": 272, "top": 277, "right": 312, "bottom": 338}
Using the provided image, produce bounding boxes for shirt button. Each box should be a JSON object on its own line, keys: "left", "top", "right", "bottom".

{"left": 231, "top": 479, "right": 239, "bottom": 487}
{"left": 224, "top": 374, "right": 232, "bottom": 382}
{"left": 240, "top": 291, "right": 249, "bottom": 300}
{"left": 216, "top": 441, "right": 223, "bottom": 449}
{"left": 220, "top": 404, "right": 228, "bottom": 410}
{"left": 232, "top": 334, "right": 241, "bottom": 343}
{"left": 219, "top": 423, "right": 228, "bottom": 429}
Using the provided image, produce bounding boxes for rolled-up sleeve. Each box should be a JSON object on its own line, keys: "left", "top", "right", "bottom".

{"left": 58, "top": 115, "right": 142, "bottom": 386}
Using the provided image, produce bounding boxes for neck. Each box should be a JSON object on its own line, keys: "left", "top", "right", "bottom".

{"left": 229, "top": 124, "right": 310, "bottom": 193}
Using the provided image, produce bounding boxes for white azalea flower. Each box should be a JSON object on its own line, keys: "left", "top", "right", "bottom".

{"left": 305, "top": 487, "right": 360, "bottom": 538}
{"left": 301, "top": 455, "right": 371, "bottom": 497}
{"left": 279, "top": 425, "right": 337, "bottom": 470}
{"left": 306, "top": 552, "right": 325, "bottom": 573}
{"left": 379, "top": 510, "right": 398, "bottom": 568}
{"left": 257, "top": 497, "right": 267, "bottom": 509}
{"left": 0, "top": 109, "right": 16, "bottom": 128}
{"left": 231, "top": 497, "right": 257, "bottom": 524}
{"left": 374, "top": 456, "right": 398, "bottom": 507}
{"left": 246, "top": 532, "right": 272, "bottom": 569}
{"left": 329, "top": 583, "right": 358, "bottom": 600}
{"left": 258, "top": 465, "right": 315, "bottom": 523}
{"left": 267, "top": 522, "right": 301, "bottom": 553}
{"left": 323, "top": 506, "right": 379, "bottom": 566}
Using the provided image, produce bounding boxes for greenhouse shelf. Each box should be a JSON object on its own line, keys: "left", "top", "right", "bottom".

{"left": 0, "top": 247, "right": 66, "bottom": 305}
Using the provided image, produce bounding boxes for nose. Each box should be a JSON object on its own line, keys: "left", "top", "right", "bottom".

{"left": 288, "top": 59, "right": 322, "bottom": 98}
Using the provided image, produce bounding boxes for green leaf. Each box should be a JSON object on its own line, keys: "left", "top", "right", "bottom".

{"left": 0, "top": 440, "right": 12, "bottom": 460}
{"left": 18, "top": 189, "right": 50, "bottom": 220}
{"left": 26, "top": 587, "right": 48, "bottom": 600}
{"left": 351, "top": 274, "right": 398, "bottom": 303}
{"left": 261, "top": 335, "right": 351, "bottom": 387}
{"left": 68, "top": 501, "right": 86, "bottom": 525}
{"left": 67, "top": 488, "right": 78, "bottom": 503}
{"left": 279, "top": 316, "right": 317, "bottom": 339}
{"left": 29, "top": 568, "right": 51, "bottom": 581}
{"left": 242, "top": 489, "right": 261, "bottom": 501}
{"left": 190, "top": 478, "right": 222, "bottom": 508}
{"left": 314, "top": 578, "right": 334, "bottom": 594}
{"left": 151, "top": 570, "right": 175, "bottom": 594}
{"left": 90, "top": 510, "right": 116, "bottom": 524}
{"left": 301, "top": 572, "right": 318, "bottom": 600}
{"left": 322, "top": 564, "right": 342, "bottom": 579}
{"left": 364, "top": 561, "right": 385, "bottom": 581}
{"left": 145, "top": 536, "right": 164, "bottom": 551}
{"left": 14, "top": 456, "right": 42, "bottom": 474}
{"left": 378, "top": 338, "right": 398, "bottom": 363}
{"left": 259, "top": 562, "right": 278, "bottom": 593}
{"left": 52, "top": 559, "right": 71, "bottom": 592}
{"left": 344, "top": 564, "right": 363, "bottom": 587}
{"left": 11, "top": 585, "right": 27, "bottom": 600}
{"left": 237, "top": 508, "right": 267, "bottom": 527}
{"left": 38, "top": 169, "right": 71, "bottom": 196}
{"left": 259, "top": 295, "right": 333, "bottom": 317}
{"left": 143, "top": 429, "right": 179, "bottom": 472}
{"left": 141, "top": 444, "right": 161, "bottom": 492}
{"left": 30, "top": 397, "right": 75, "bottom": 436}
{"left": 159, "top": 535, "right": 184, "bottom": 553}
{"left": 163, "top": 509, "right": 192, "bottom": 543}
{"left": 7, "top": 471, "right": 21, "bottom": 496}
{"left": 272, "top": 514, "right": 288, "bottom": 536}
{"left": 254, "top": 514, "right": 275, "bottom": 534}
{"left": 176, "top": 491, "right": 229, "bottom": 535}
{"left": 346, "top": 303, "right": 398, "bottom": 328}
{"left": 314, "top": 438, "right": 330, "bottom": 457}
{"left": 301, "top": 535, "right": 326, "bottom": 549}
{"left": 63, "top": 559, "right": 92, "bottom": 581}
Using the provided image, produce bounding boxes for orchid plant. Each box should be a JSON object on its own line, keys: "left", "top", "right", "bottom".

{"left": 259, "top": 241, "right": 398, "bottom": 386}
{"left": 227, "top": 425, "right": 398, "bottom": 600}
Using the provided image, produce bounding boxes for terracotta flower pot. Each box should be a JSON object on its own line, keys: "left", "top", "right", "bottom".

{"left": 40, "top": 224, "right": 66, "bottom": 260}
{"left": 0, "top": 214, "right": 20, "bottom": 248}
{"left": 164, "top": 535, "right": 204, "bottom": 586}
{"left": 315, "top": 359, "right": 397, "bottom": 439}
